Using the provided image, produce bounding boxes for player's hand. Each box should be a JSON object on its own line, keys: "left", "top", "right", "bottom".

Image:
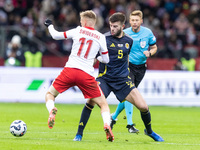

{"left": 143, "top": 51, "right": 151, "bottom": 57}
{"left": 97, "top": 56, "right": 103, "bottom": 62}
{"left": 44, "top": 19, "right": 52, "bottom": 27}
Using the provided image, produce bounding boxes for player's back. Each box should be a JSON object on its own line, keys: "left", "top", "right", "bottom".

{"left": 65, "top": 26, "right": 107, "bottom": 76}
{"left": 98, "top": 32, "right": 133, "bottom": 81}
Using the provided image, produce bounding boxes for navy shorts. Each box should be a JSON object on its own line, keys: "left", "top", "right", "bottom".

{"left": 129, "top": 63, "right": 147, "bottom": 88}
{"left": 96, "top": 77, "right": 136, "bottom": 102}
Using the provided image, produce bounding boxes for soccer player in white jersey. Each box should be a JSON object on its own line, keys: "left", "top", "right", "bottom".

{"left": 44, "top": 10, "right": 114, "bottom": 142}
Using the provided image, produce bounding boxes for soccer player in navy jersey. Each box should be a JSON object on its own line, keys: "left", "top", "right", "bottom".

{"left": 111, "top": 10, "right": 158, "bottom": 134}
{"left": 73, "top": 12, "right": 164, "bottom": 142}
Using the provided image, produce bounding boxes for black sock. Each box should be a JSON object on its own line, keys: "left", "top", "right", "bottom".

{"left": 76, "top": 103, "right": 94, "bottom": 136}
{"left": 140, "top": 109, "right": 152, "bottom": 134}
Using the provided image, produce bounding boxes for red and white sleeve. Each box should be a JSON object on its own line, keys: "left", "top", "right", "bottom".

{"left": 98, "top": 35, "right": 109, "bottom": 63}
{"left": 48, "top": 25, "right": 66, "bottom": 40}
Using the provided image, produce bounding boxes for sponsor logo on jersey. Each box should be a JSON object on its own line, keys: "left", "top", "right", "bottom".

{"left": 140, "top": 41, "right": 146, "bottom": 48}
{"left": 110, "top": 43, "right": 115, "bottom": 47}
{"left": 118, "top": 44, "right": 123, "bottom": 47}
{"left": 125, "top": 43, "right": 129, "bottom": 49}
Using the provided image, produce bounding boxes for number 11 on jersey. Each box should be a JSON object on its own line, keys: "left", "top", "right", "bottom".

{"left": 77, "top": 37, "right": 93, "bottom": 59}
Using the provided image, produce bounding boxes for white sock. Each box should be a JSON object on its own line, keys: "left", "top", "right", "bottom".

{"left": 46, "top": 100, "right": 55, "bottom": 113}
{"left": 101, "top": 111, "right": 111, "bottom": 125}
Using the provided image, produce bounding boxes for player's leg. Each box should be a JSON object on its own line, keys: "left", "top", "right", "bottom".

{"left": 91, "top": 95, "right": 114, "bottom": 142}
{"left": 110, "top": 102, "right": 125, "bottom": 129}
{"left": 123, "top": 63, "right": 145, "bottom": 133}
{"left": 112, "top": 102, "right": 125, "bottom": 120}
{"left": 74, "top": 77, "right": 111, "bottom": 141}
{"left": 89, "top": 79, "right": 114, "bottom": 142}
{"left": 74, "top": 73, "right": 114, "bottom": 142}
{"left": 74, "top": 96, "right": 114, "bottom": 142}
{"left": 74, "top": 100, "right": 95, "bottom": 141}
{"left": 124, "top": 101, "right": 139, "bottom": 133}
{"left": 125, "top": 88, "right": 164, "bottom": 142}
{"left": 46, "top": 67, "right": 74, "bottom": 129}
{"left": 45, "top": 85, "right": 59, "bottom": 129}
{"left": 125, "top": 88, "right": 152, "bottom": 132}
{"left": 124, "top": 101, "right": 133, "bottom": 125}
{"left": 96, "top": 77, "right": 114, "bottom": 142}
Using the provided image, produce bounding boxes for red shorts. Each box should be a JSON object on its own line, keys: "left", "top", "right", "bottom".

{"left": 52, "top": 67, "right": 102, "bottom": 99}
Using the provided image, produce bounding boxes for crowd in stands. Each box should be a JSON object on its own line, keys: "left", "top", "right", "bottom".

{"left": 0, "top": 0, "right": 200, "bottom": 68}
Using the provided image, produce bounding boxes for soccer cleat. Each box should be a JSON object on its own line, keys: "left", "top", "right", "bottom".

{"left": 48, "top": 107, "right": 57, "bottom": 129}
{"left": 73, "top": 134, "right": 82, "bottom": 141}
{"left": 110, "top": 116, "right": 117, "bottom": 129}
{"left": 144, "top": 129, "right": 164, "bottom": 142}
{"left": 126, "top": 124, "right": 139, "bottom": 134}
{"left": 104, "top": 123, "right": 114, "bottom": 142}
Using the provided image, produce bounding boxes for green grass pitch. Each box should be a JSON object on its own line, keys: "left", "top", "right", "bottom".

{"left": 0, "top": 102, "right": 200, "bottom": 150}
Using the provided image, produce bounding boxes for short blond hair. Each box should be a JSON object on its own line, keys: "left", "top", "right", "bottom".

{"left": 80, "top": 10, "right": 96, "bottom": 21}
{"left": 130, "top": 10, "right": 143, "bottom": 19}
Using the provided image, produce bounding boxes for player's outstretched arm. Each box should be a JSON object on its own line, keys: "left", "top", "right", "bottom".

{"left": 44, "top": 18, "right": 66, "bottom": 40}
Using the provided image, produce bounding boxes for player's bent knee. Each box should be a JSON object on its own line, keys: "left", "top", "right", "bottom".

{"left": 45, "top": 86, "right": 59, "bottom": 102}
{"left": 86, "top": 99, "right": 96, "bottom": 107}
{"left": 48, "top": 85, "right": 59, "bottom": 97}
{"left": 138, "top": 105, "right": 149, "bottom": 112}
{"left": 85, "top": 102, "right": 95, "bottom": 110}
{"left": 45, "top": 92, "right": 55, "bottom": 102}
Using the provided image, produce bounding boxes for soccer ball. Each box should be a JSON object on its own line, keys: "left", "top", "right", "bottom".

{"left": 10, "top": 120, "right": 27, "bottom": 137}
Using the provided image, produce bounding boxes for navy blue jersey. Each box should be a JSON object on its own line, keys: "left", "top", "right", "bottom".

{"left": 98, "top": 32, "right": 133, "bottom": 81}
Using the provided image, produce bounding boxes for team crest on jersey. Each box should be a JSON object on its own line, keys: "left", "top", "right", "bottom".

{"left": 140, "top": 41, "right": 146, "bottom": 48}
{"left": 125, "top": 43, "right": 129, "bottom": 49}
{"left": 118, "top": 44, "right": 123, "bottom": 47}
{"left": 110, "top": 43, "right": 115, "bottom": 47}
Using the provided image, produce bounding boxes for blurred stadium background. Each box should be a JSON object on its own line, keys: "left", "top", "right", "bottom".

{"left": 0, "top": 0, "right": 200, "bottom": 106}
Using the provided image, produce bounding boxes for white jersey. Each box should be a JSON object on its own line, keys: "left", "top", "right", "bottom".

{"left": 48, "top": 25, "right": 109, "bottom": 77}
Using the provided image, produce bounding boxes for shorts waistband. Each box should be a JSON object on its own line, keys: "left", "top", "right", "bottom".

{"left": 129, "top": 63, "right": 146, "bottom": 67}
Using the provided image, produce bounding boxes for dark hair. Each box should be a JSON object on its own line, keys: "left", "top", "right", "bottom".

{"left": 109, "top": 12, "right": 126, "bottom": 24}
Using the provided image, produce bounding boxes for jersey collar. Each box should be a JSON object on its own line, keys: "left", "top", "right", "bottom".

{"left": 84, "top": 26, "right": 95, "bottom": 30}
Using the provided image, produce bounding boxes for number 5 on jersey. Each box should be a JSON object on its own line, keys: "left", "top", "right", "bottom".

{"left": 77, "top": 37, "right": 93, "bottom": 59}
{"left": 118, "top": 50, "right": 123, "bottom": 59}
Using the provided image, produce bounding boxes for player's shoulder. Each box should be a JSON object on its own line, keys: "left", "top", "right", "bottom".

{"left": 123, "top": 33, "right": 133, "bottom": 45}
{"left": 141, "top": 26, "right": 153, "bottom": 33}
{"left": 69, "top": 26, "right": 82, "bottom": 33}
{"left": 123, "top": 33, "right": 133, "bottom": 41}
{"left": 92, "top": 28, "right": 106, "bottom": 39}
{"left": 74, "top": 26, "right": 81, "bottom": 30}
